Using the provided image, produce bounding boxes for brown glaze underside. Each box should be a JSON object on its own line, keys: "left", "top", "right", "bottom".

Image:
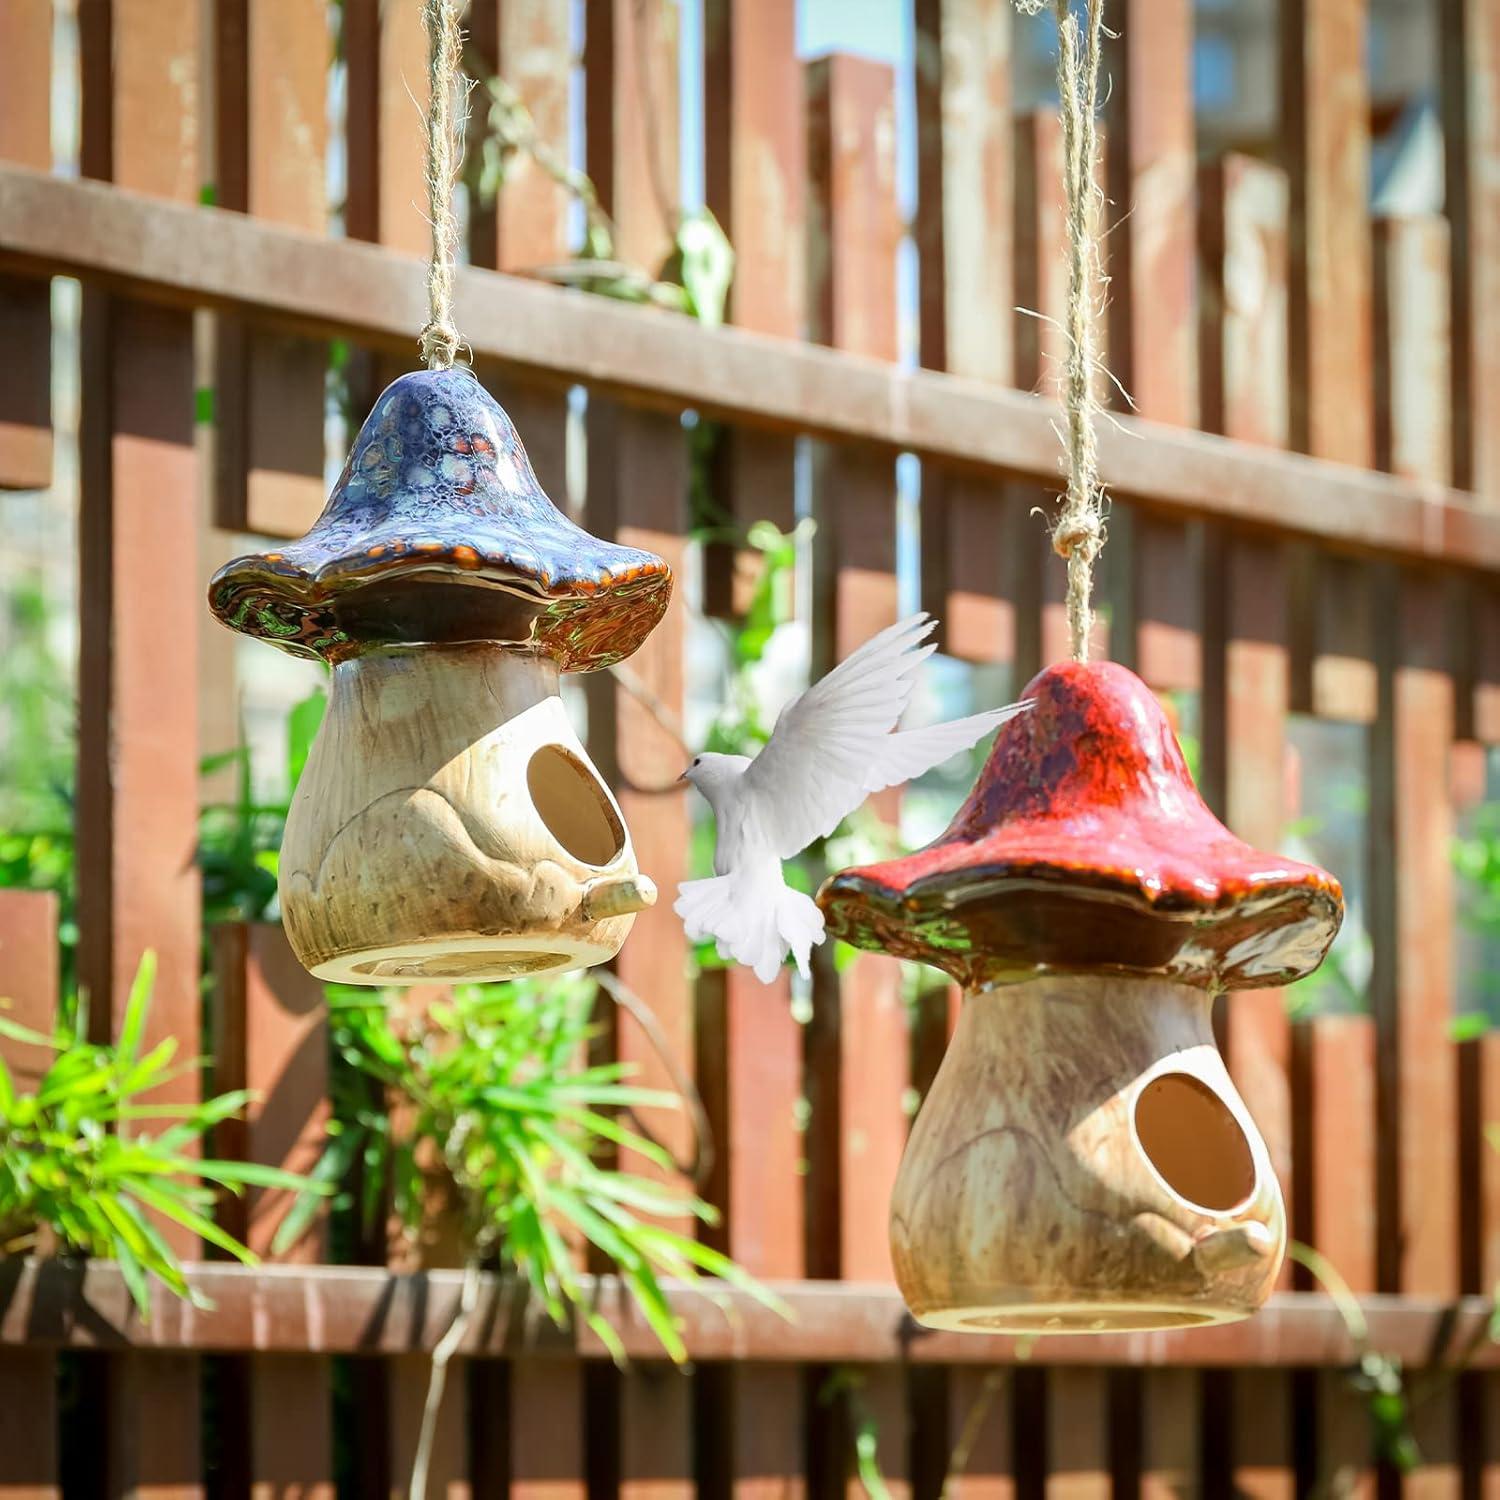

{"left": 209, "top": 562, "right": 671, "bottom": 670}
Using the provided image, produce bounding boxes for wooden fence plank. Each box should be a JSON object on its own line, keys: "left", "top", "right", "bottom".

{"left": 806, "top": 48, "right": 905, "bottom": 1289}
{"left": 1106, "top": 0, "right": 1195, "bottom": 429}
{"left": 213, "top": 0, "right": 329, "bottom": 538}
{"left": 508, "top": 1361, "right": 584, "bottom": 1500}
{"left": 805, "top": 53, "right": 908, "bottom": 1500}
{"left": 1373, "top": 573, "right": 1459, "bottom": 1498}
{"left": 0, "top": 0, "right": 51, "bottom": 492}
{"left": 1012, "top": 109, "right": 1076, "bottom": 669}
{"left": 697, "top": 5, "right": 808, "bottom": 1483}
{"left": 1138, "top": 1368, "right": 1197, "bottom": 1500}
{"left": 345, "top": 0, "right": 428, "bottom": 259}
{"left": 587, "top": 398, "right": 695, "bottom": 1499}
{"left": 76, "top": 16, "right": 205, "bottom": 1495}
{"left": 585, "top": 0, "right": 679, "bottom": 277}
{"left": 915, "top": 0, "right": 1011, "bottom": 385}
{"left": 1229, "top": 1371, "right": 1293, "bottom": 1500}
{"left": 914, "top": 0, "right": 1014, "bottom": 662}
{"left": 1103, "top": 16, "right": 1197, "bottom": 1492}
{"left": 1460, "top": 1034, "right": 1500, "bottom": 1500}
{"left": 697, "top": 964, "right": 806, "bottom": 1500}
{"left": 1012, "top": 112, "right": 1066, "bottom": 401}
{"left": 702, "top": 0, "right": 801, "bottom": 617}
{"left": 1369, "top": 206, "right": 1460, "bottom": 1419}
{"left": 942, "top": 1370, "right": 1011, "bottom": 1500}
{"left": 909, "top": 7, "right": 1012, "bottom": 1477}
{"left": 583, "top": 12, "right": 695, "bottom": 1497}
{"left": 1044, "top": 1369, "right": 1109, "bottom": 1500}
{"left": 1198, "top": 156, "right": 1290, "bottom": 451}
{"left": 0, "top": 890, "right": 58, "bottom": 1079}
{"left": 1281, "top": 0, "right": 1373, "bottom": 468}
{"left": 340, "top": 10, "right": 470, "bottom": 1487}
{"left": 464, "top": 12, "right": 583, "bottom": 1500}
{"left": 0, "top": 892, "right": 59, "bottom": 1500}
{"left": 468, "top": 0, "right": 572, "bottom": 275}
{"left": 705, "top": 0, "right": 802, "bottom": 340}
{"left": 212, "top": 923, "right": 334, "bottom": 1500}
{"left": 1375, "top": 219, "right": 1452, "bottom": 490}
{"left": 389, "top": 1352, "right": 469, "bottom": 1500}
{"left": 1293, "top": 1016, "right": 1378, "bottom": 1500}
{"left": 466, "top": 0, "right": 573, "bottom": 527}
{"left": 1440, "top": 0, "right": 1500, "bottom": 504}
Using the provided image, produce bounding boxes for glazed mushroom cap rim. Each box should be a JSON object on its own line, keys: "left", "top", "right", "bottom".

{"left": 824, "top": 860, "right": 1344, "bottom": 920}
{"left": 207, "top": 367, "right": 672, "bottom": 670}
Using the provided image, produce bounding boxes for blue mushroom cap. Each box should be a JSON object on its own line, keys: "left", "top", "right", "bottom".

{"left": 208, "top": 367, "right": 671, "bottom": 670}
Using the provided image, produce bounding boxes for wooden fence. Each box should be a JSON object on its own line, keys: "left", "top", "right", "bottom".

{"left": 2, "top": 0, "right": 1500, "bottom": 1495}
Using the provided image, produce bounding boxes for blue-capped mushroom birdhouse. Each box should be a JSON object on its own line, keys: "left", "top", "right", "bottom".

{"left": 209, "top": 368, "right": 671, "bottom": 984}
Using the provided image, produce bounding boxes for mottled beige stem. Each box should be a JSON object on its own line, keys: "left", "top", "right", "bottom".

{"left": 892, "top": 975, "right": 1286, "bottom": 1332}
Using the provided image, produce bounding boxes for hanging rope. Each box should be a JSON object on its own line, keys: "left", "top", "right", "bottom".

{"left": 1017, "top": 0, "right": 1107, "bottom": 662}
{"left": 419, "top": 0, "right": 468, "bottom": 370}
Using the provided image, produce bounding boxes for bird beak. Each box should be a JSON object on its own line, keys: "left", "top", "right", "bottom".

{"left": 676, "top": 767, "right": 689, "bottom": 783}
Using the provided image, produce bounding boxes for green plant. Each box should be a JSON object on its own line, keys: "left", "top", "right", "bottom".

{"left": 282, "top": 972, "right": 783, "bottom": 1364}
{"left": 197, "top": 686, "right": 326, "bottom": 925}
{"left": 1290, "top": 1243, "right": 1422, "bottom": 1475}
{"left": 1456, "top": 802, "right": 1500, "bottom": 1020}
{"left": 0, "top": 952, "right": 326, "bottom": 1315}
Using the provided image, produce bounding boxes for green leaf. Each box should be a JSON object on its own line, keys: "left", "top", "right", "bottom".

{"left": 125, "top": 1179, "right": 260, "bottom": 1266}
{"left": 286, "top": 689, "right": 327, "bottom": 792}
{"left": 117, "top": 951, "right": 158, "bottom": 1065}
{"left": 1451, "top": 1012, "right": 1489, "bottom": 1042}
{"left": 0, "top": 1016, "right": 59, "bottom": 1050}
{"left": 671, "top": 208, "right": 735, "bottom": 328}
{"left": 197, "top": 1158, "right": 336, "bottom": 1194}
{"left": 199, "top": 746, "right": 249, "bottom": 777}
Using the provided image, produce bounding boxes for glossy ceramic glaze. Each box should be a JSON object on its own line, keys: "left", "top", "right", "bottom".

{"left": 208, "top": 368, "right": 672, "bottom": 668}
{"left": 819, "top": 660, "right": 1343, "bottom": 990}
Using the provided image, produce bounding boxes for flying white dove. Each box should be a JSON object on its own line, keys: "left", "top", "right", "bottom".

{"left": 675, "top": 612, "right": 1031, "bottom": 985}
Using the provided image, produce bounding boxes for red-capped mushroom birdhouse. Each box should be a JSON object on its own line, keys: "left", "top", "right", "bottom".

{"left": 209, "top": 368, "right": 671, "bottom": 985}
{"left": 818, "top": 661, "right": 1342, "bottom": 1332}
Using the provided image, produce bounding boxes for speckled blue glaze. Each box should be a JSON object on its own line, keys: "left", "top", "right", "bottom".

{"left": 208, "top": 368, "right": 671, "bottom": 669}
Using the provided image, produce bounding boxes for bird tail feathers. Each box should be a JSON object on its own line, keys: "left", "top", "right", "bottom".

{"left": 674, "top": 864, "right": 825, "bottom": 986}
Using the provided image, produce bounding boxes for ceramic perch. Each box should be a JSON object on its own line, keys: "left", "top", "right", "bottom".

{"left": 818, "top": 661, "right": 1343, "bottom": 1333}
{"left": 209, "top": 368, "right": 671, "bottom": 985}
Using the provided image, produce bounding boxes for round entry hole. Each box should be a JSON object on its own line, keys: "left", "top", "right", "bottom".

{"left": 1134, "top": 1072, "right": 1255, "bottom": 1214}
{"left": 527, "top": 745, "right": 625, "bottom": 866}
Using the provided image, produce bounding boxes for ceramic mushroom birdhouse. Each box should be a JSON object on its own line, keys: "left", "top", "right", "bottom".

{"left": 209, "top": 368, "right": 670, "bottom": 984}
{"left": 818, "top": 661, "right": 1342, "bottom": 1332}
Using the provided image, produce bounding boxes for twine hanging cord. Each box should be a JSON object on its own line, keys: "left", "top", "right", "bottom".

{"left": 419, "top": 0, "right": 470, "bottom": 370}
{"left": 1016, "top": 0, "right": 1109, "bottom": 663}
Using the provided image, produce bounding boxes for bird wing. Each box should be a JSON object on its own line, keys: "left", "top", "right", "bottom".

{"left": 741, "top": 612, "right": 1027, "bottom": 860}
{"left": 738, "top": 613, "right": 937, "bottom": 858}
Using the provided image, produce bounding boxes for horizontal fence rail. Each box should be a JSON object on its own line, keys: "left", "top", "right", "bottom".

{"left": 2, "top": 1261, "right": 1498, "bottom": 1370}
{"left": 1, "top": 166, "right": 1498, "bottom": 571}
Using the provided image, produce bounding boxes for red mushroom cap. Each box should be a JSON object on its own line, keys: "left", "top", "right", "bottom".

{"left": 818, "top": 660, "right": 1343, "bottom": 990}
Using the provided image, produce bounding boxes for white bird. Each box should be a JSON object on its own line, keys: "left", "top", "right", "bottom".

{"left": 674, "top": 612, "right": 1031, "bottom": 985}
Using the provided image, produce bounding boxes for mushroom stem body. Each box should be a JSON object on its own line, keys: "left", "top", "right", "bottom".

{"left": 280, "top": 642, "right": 653, "bottom": 983}
{"left": 893, "top": 975, "right": 1284, "bottom": 1333}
